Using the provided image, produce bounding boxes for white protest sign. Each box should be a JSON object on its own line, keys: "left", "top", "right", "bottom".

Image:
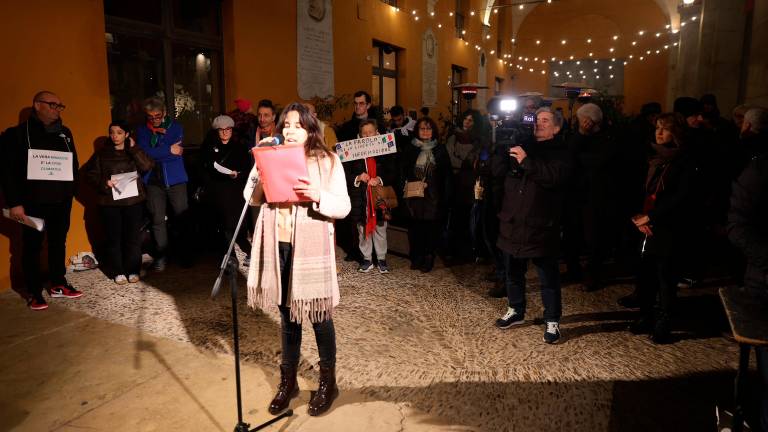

{"left": 335, "top": 133, "right": 397, "bottom": 163}
{"left": 111, "top": 171, "right": 139, "bottom": 200}
{"left": 27, "top": 149, "right": 74, "bottom": 181}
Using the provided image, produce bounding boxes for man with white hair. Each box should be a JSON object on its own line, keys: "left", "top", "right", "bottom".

{"left": 495, "top": 107, "right": 571, "bottom": 344}
{"left": 563, "top": 103, "right": 620, "bottom": 292}
{"left": 740, "top": 107, "right": 767, "bottom": 160}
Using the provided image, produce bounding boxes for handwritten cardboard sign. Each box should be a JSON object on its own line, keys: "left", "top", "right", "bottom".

{"left": 335, "top": 133, "right": 397, "bottom": 162}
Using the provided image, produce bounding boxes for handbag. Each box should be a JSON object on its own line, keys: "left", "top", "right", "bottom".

{"left": 372, "top": 185, "right": 398, "bottom": 208}
{"left": 404, "top": 180, "right": 427, "bottom": 198}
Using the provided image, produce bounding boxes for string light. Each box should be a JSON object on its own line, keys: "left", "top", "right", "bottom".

{"left": 586, "top": 38, "right": 592, "bottom": 43}
{"left": 536, "top": 40, "right": 541, "bottom": 45}
{"left": 519, "top": 4, "right": 524, "bottom": 9}
{"left": 613, "top": 35, "right": 619, "bottom": 40}
{"left": 638, "top": 30, "right": 645, "bottom": 35}
{"left": 470, "top": 10, "right": 475, "bottom": 16}
{"left": 561, "top": 39, "right": 567, "bottom": 45}
{"left": 632, "top": 41, "right": 637, "bottom": 46}
{"left": 430, "top": 11, "right": 434, "bottom": 16}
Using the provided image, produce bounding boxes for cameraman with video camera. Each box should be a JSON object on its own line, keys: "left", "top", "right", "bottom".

{"left": 493, "top": 107, "right": 571, "bottom": 344}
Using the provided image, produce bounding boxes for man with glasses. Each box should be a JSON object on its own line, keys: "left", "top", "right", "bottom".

{"left": 136, "top": 97, "right": 188, "bottom": 271}
{"left": 1, "top": 90, "right": 83, "bottom": 310}
{"left": 335, "top": 91, "right": 380, "bottom": 263}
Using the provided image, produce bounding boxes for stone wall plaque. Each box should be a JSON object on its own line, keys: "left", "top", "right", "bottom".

{"left": 422, "top": 29, "right": 438, "bottom": 107}
{"left": 298, "top": 0, "right": 335, "bottom": 99}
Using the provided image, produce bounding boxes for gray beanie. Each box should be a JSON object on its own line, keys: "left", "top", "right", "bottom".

{"left": 212, "top": 115, "right": 235, "bottom": 129}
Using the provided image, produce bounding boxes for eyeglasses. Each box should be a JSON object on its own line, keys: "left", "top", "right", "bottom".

{"left": 35, "top": 100, "right": 66, "bottom": 111}
{"left": 217, "top": 127, "right": 233, "bottom": 132}
{"left": 147, "top": 113, "right": 165, "bottom": 120}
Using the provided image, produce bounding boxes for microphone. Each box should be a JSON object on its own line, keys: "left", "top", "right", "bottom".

{"left": 258, "top": 134, "right": 285, "bottom": 147}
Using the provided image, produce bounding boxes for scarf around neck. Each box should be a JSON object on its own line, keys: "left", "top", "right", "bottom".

{"left": 147, "top": 117, "right": 172, "bottom": 147}
{"left": 364, "top": 157, "right": 378, "bottom": 237}
{"left": 412, "top": 138, "right": 437, "bottom": 173}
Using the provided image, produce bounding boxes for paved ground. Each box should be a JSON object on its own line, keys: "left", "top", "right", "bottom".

{"left": 0, "top": 251, "right": 746, "bottom": 431}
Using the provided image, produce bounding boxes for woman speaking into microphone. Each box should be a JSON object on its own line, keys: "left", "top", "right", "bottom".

{"left": 243, "top": 102, "right": 350, "bottom": 416}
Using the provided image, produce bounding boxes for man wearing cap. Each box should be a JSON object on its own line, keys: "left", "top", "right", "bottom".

{"left": 1, "top": 90, "right": 84, "bottom": 310}
{"left": 136, "top": 96, "right": 188, "bottom": 271}
{"left": 228, "top": 98, "right": 258, "bottom": 146}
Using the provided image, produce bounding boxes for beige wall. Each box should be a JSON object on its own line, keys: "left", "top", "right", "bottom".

{"left": 223, "top": 0, "right": 509, "bottom": 126}
{"left": 0, "top": 0, "right": 112, "bottom": 291}
{"left": 510, "top": 0, "right": 669, "bottom": 115}
{"left": 745, "top": 0, "right": 768, "bottom": 107}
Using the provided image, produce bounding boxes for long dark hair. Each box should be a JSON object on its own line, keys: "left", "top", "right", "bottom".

{"left": 277, "top": 102, "right": 332, "bottom": 159}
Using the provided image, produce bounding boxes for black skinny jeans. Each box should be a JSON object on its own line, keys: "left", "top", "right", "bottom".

{"left": 278, "top": 242, "right": 336, "bottom": 369}
{"left": 23, "top": 201, "right": 72, "bottom": 297}
{"left": 100, "top": 203, "right": 144, "bottom": 278}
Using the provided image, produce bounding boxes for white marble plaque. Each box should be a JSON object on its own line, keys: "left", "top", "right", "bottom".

{"left": 297, "top": 0, "right": 334, "bottom": 99}
{"left": 422, "top": 29, "right": 438, "bottom": 107}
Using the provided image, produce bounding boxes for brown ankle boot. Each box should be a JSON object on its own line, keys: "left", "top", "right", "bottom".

{"left": 307, "top": 365, "right": 338, "bottom": 416}
{"left": 268, "top": 365, "right": 298, "bottom": 415}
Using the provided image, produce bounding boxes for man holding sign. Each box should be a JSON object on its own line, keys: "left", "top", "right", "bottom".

{"left": 1, "top": 90, "right": 83, "bottom": 310}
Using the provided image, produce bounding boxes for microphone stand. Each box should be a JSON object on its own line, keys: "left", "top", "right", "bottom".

{"left": 211, "top": 177, "right": 293, "bottom": 432}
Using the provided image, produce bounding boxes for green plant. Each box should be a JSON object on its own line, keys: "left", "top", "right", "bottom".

{"left": 310, "top": 94, "right": 352, "bottom": 122}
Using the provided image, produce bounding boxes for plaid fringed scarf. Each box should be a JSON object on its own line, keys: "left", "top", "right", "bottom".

{"left": 246, "top": 156, "right": 343, "bottom": 324}
{"left": 247, "top": 204, "right": 338, "bottom": 323}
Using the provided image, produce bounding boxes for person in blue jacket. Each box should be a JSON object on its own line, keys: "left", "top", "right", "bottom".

{"left": 136, "top": 97, "right": 188, "bottom": 271}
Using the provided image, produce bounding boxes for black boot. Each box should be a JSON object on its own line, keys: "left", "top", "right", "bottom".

{"left": 617, "top": 292, "right": 641, "bottom": 309}
{"left": 421, "top": 255, "right": 434, "bottom": 273}
{"left": 268, "top": 365, "right": 299, "bottom": 415}
{"left": 629, "top": 314, "right": 654, "bottom": 335}
{"left": 308, "top": 365, "right": 339, "bottom": 416}
{"left": 651, "top": 313, "right": 673, "bottom": 344}
{"left": 410, "top": 255, "right": 423, "bottom": 270}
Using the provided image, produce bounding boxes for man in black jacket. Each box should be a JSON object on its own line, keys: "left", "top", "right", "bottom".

{"left": 337, "top": 91, "right": 379, "bottom": 262}
{"left": 494, "top": 107, "right": 570, "bottom": 344}
{"left": 1, "top": 91, "right": 83, "bottom": 310}
{"left": 727, "top": 154, "right": 768, "bottom": 431}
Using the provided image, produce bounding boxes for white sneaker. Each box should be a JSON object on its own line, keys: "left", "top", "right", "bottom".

{"left": 543, "top": 321, "right": 561, "bottom": 344}
{"left": 114, "top": 275, "right": 128, "bottom": 285}
{"left": 128, "top": 274, "right": 140, "bottom": 283}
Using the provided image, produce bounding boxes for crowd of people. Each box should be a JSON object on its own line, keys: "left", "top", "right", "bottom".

{"left": 1, "top": 89, "right": 767, "bottom": 424}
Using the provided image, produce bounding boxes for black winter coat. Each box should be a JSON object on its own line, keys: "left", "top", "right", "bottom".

{"left": 728, "top": 155, "right": 768, "bottom": 290}
{"left": 199, "top": 134, "right": 253, "bottom": 210}
{"left": 0, "top": 115, "right": 79, "bottom": 207}
{"left": 496, "top": 137, "right": 571, "bottom": 258}
{"left": 401, "top": 140, "right": 452, "bottom": 221}
{"left": 643, "top": 152, "right": 702, "bottom": 257}
{"left": 344, "top": 154, "right": 398, "bottom": 224}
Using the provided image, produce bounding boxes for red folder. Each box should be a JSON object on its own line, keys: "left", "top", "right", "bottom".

{"left": 251, "top": 144, "right": 311, "bottom": 203}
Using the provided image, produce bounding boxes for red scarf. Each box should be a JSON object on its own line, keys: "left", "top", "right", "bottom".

{"left": 364, "top": 157, "right": 377, "bottom": 237}
{"left": 146, "top": 121, "right": 167, "bottom": 135}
